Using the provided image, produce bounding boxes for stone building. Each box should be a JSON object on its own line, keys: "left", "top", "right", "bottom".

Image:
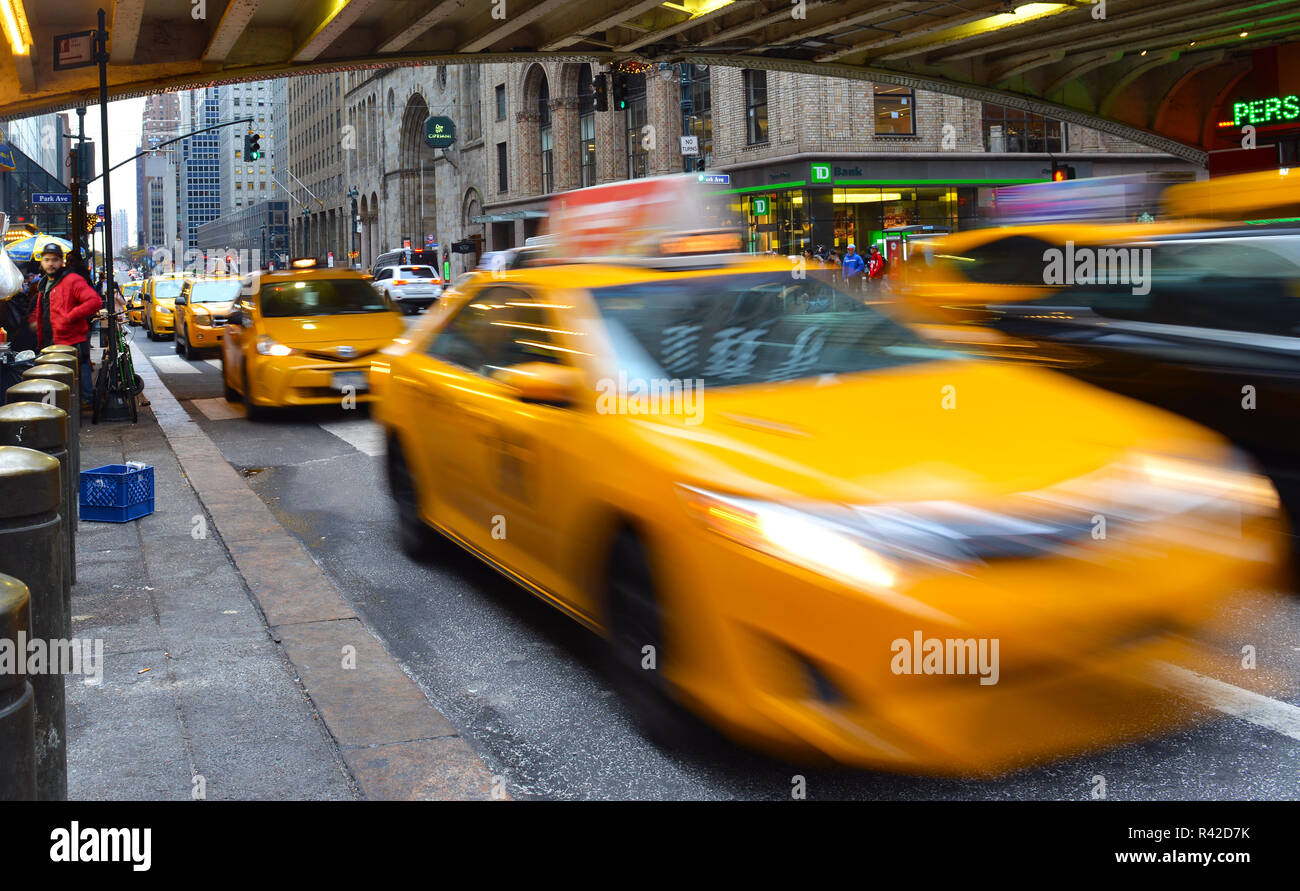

{"left": 286, "top": 73, "right": 352, "bottom": 264}
{"left": 342, "top": 64, "right": 487, "bottom": 279}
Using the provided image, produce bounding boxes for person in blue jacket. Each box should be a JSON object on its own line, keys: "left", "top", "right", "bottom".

{"left": 841, "top": 243, "right": 866, "bottom": 287}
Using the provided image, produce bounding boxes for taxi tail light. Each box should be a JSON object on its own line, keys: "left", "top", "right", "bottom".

{"left": 392, "top": 279, "right": 409, "bottom": 285}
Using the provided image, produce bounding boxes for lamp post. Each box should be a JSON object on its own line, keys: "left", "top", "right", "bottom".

{"left": 347, "top": 186, "right": 359, "bottom": 269}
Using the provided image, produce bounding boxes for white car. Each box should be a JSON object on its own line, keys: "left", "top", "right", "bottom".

{"left": 371, "top": 265, "right": 442, "bottom": 315}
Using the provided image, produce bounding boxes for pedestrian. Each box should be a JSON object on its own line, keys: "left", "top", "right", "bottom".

{"left": 867, "top": 245, "right": 886, "bottom": 293}
{"left": 27, "top": 242, "right": 103, "bottom": 413}
{"left": 841, "top": 243, "right": 865, "bottom": 290}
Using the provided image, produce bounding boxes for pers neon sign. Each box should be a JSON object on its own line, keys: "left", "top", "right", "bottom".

{"left": 1232, "top": 94, "right": 1300, "bottom": 127}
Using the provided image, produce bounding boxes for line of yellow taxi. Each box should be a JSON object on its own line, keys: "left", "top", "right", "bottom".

{"left": 174, "top": 275, "right": 241, "bottom": 359}
{"left": 368, "top": 175, "right": 1287, "bottom": 775}
{"left": 140, "top": 271, "right": 191, "bottom": 340}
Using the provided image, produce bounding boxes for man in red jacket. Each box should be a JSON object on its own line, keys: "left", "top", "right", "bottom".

{"left": 28, "top": 242, "right": 102, "bottom": 410}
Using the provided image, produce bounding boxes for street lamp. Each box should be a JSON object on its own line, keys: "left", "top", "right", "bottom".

{"left": 347, "top": 186, "right": 359, "bottom": 269}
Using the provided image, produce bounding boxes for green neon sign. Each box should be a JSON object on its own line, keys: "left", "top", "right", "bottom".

{"left": 1232, "top": 94, "right": 1300, "bottom": 126}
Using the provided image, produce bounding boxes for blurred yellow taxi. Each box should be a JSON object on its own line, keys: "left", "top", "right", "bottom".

{"left": 142, "top": 271, "right": 192, "bottom": 340}
{"left": 371, "top": 176, "right": 1286, "bottom": 775}
{"left": 220, "top": 259, "right": 404, "bottom": 419}
{"left": 175, "top": 275, "right": 241, "bottom": 359}
{"left": 123, "top": 281, "right": 143, "bottom": 326}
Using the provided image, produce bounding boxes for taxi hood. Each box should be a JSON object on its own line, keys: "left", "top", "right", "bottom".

{"left": 620, "top": 360, "right": 1224, "bottom": 504}
{"left": 260, "top": 312, "right": 405, "bottom": 351}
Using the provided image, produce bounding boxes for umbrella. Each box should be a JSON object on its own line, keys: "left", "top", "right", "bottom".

{"left": 4, "top": 234, "right": 73, "bottom": 263}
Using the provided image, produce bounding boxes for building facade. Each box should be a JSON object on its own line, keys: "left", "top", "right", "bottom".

{"left": 1, "top": 111, "right": 73, "bottom": 240}
{"left": 479, "top": 63, "right": 1199, "bottom": 254}
{"left": 217, "top": 79, "right": 282, "bottom": 217}
{"left": 341, "top": 64, "right": 486, "bottom": 277}
{"left": 179, "top": 88, "right": 221, "bottom": 249}
{"left": 286, "top": 73, "right": 351, "bottom": 263}
{"left": 194, "top": 199, "right": 290, "bottom": 269}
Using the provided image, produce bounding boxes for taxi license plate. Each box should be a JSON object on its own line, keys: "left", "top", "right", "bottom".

{"left": 331, "top": 371, "right": 368, "bottom": 392}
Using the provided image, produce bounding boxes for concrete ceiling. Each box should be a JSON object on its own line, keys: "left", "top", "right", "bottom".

{"left": 2, "top": 0, "right": 1299, "bottom": 162}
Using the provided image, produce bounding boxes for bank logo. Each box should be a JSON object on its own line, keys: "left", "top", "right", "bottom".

{"left": 811, "top": 163, "right": 831, "bottom": 183}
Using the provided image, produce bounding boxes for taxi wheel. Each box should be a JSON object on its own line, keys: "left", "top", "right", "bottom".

{"left": 145, "top": 319, "right": 156, "bottom": 341}
{"left": 387, "top": 440, "right": 439, "bottom": 558}
{"left": 604, "top": 529, "right": 701, "bottom": 748}
{"left": 242, "top": 367, "right": 267, "bottom": 421}
{"left": 174, "top": 331, "right": 184, "bottom": 356}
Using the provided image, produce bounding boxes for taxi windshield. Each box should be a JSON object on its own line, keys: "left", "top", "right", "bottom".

{"left": 260, "top": 278, "right": 390, "bottom": 317}
{"left": 591, "top": 271, "right": 962, "bottom": 387}
{"left": 189, "top": 279, "right": 242, "bottom": 303}
{"left": 151, "top": 279, "right": 184, "bottom": 300}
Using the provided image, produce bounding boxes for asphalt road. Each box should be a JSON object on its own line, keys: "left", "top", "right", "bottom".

{"left": 126, "top": 321, "right": 1300, "bottom": 800}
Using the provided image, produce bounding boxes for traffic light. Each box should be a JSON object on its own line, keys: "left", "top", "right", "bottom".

{"left": 611, "top": 72, "right": 629, "bottom": 111}
{"left": 592, "top": 74, "right": 609, "bottom": 112}
{"left": 1050, "top": 161, "right": 1076, "bottom": 182}
{"left": 244, "top": 132, "right": 261, "bottom": 161}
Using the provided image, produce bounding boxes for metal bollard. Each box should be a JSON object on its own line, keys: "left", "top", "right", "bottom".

{"left": 40, "top": 345, "right": 78, "bottom": 356}
{"left": 0, "top": 404, "right": 74, "bottom": 588}
{"left": 0, "top": 447, "right": 68, "bottom": 801}
{"left": 6, "top": 379, "right": 75, "bottom": 506}
{"left": 34, "top": 354, "right": 78, "bottom": 397}
{"left": 21, "top": 365, "right": 78, "bottom": 480}
{"left": 0, "top": 573, "right": 36, "bottom": 801}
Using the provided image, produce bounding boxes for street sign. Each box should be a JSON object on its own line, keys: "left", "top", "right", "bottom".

{"left": 697, "top": 173, "right": 729, "bottom": 185}
{"left": 424, "top": 116, "right": 456, "bottom": 149}
{"left": 0, "top": 129, "right": 14, "bottom": 172}
{"left": 327, "top": 251, "right": 335, "bottom": 268}
{"left": 96, "top": 204, "right": 105, "bottom": 216}
{"left": 680, "top": 135, "right": 699, "bottom": 155}
{"left": 753, "top": 196, "right": 770, "bottom": 216}
{"left": 53, "top": 31, "right": 96, "bottom": 71}
{"left": 425, "top": 234, "right": 436, "bottom": 248}
{"left": 33, "top": 193, "right": 72, "bottom": 204}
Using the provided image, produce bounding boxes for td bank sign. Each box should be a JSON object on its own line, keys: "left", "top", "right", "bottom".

{"left": 810, "top": 163, "right": 865, "bottom": 183}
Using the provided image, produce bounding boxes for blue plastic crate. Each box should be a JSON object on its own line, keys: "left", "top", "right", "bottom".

{"left": 79, "top": 463, "right": 155, "bottom": 523}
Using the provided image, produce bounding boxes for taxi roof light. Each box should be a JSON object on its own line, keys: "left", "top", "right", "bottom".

{"left": 290, "top": 257, "right": 318, "bottom": 269}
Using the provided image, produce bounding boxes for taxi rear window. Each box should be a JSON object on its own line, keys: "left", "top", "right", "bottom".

{"left": 260, "top": 278, "right": 391, "bottom": 317}
{"left": 591, "top": 272, "right": 962, "bottom": 387}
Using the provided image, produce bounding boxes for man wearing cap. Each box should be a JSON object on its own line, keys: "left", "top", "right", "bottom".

{"left": 841, "top": 242, "right": 866, "bottom": 290}
{"left": 28, "top": 242, "right": 102, "bottom": 410}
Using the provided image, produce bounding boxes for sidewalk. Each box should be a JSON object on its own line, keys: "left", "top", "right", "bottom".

{"left": 65, "top": 343, "right": 498, "bottom": 800}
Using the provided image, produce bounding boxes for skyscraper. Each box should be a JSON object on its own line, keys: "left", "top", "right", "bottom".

{"left": 180, "top": 87, "right": 220, "bottom": 249}
{"left": 218, "top": 79, "right": 283, "bottom": 217}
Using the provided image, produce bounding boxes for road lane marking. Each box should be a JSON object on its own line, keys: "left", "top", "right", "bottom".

{"left": 1157, "top": 663, "right": 1300, "bottom": 742}
{"left": 148, "top": 354, "right": 201, "bottom": 375}
{"left": 191, "top": 397, "right": 246, "bottom": 421}
{"left": 205, "top": 359, "right": 222, "bottom": 370}
{"left": 318, "top": 419, "right": 385, "bottom": 456}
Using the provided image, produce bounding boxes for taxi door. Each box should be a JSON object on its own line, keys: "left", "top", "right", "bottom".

{"left": 223, "top": 289, "right": 257, "bottom": 391}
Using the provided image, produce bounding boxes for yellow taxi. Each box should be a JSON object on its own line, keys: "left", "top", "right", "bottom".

{"left": 141, "top": 271, "right": 193, "bottom": 340}
{"left": 123, "top": 280, "right": 144, "bottom": 326}
{"left": 371, "top": 176, "right": 1287, "bottom": 775}
{"left": 220, "top": 259, "right": 405, "bottom": 419}
{"left": 174, "top": 275, "right": 241, "bottom": 359}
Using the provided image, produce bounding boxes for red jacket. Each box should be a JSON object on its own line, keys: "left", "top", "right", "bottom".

{"left": 28, "top": 270, "right": 102, "bottom": 346}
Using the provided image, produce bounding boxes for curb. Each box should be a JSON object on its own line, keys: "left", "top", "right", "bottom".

{"left": 130, "top": 342, "right": 503, "bottom": 800}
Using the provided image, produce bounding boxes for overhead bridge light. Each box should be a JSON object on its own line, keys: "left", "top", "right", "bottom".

{"left": 0, "top": 0, "right": 33, "bottom": 56}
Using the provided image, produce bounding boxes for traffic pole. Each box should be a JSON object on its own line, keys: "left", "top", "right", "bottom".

{"left": 0, "top": 404, "right": 74, "bottom": 588}
{"left": 21, "top": 366, "right": 78, "bottom": 478}
{"left": 0, "top": 573, "right": 36, "bottom": 801}
{"left": 0, "top": 447, "right": 68, "bottom": 800}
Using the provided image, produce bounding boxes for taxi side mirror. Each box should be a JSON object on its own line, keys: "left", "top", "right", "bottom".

{"left": 491, "top": 362, "right": 584, "bottom": 407}
{"left": 174, "top": 295, "right": 187, "bottom": 305}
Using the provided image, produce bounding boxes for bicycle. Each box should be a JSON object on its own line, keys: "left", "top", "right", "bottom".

{"left": 91, "top": 308, "right": 143, "bottom": 424}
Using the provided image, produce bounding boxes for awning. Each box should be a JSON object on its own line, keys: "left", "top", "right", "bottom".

{"left": 471, "top": 210, "right": 548, "bottom": 223}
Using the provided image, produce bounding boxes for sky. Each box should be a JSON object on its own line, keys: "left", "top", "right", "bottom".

{"left": 75, "top": 97, "right": 145, "bottom": 247}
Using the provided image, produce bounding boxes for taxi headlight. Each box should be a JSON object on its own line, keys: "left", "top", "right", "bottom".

{"left": 256, "top": 335, "right": 294, "bottom": 357}
{"left": 679, "top": 485, "right": 899, "bottom": 589}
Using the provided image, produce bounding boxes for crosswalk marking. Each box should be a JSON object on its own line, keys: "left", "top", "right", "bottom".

{"left": 191, "top": 397, "right": 245, "bottom": 421}
{"left": 205, "top": 359, "right": 222, "bottom": 370}
{"left": 1156, "top": 663, "right": 1300, "bottom": 742}
{"left": 148, "top": 354, "right": 201, "bottom": 375}
{"left": 318, "top": 418, "right": 385, "bottom": 456}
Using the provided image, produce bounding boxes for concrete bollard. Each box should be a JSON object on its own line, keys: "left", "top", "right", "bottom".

{"left": 21, "top": 366, "right": 78, "bottom": 480}
{"left": 0, "top": 404, "right": 74, "bottom": 588}
{"left": 0, "top": 447, "right": 68, "bottom": 801}
{"left": 0, "top": 573, "right": 36, "bottom": 801}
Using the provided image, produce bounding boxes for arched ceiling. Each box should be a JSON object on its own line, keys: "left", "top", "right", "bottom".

{"left": 2, "top": 0, "right": 1299, "bottom": 163}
